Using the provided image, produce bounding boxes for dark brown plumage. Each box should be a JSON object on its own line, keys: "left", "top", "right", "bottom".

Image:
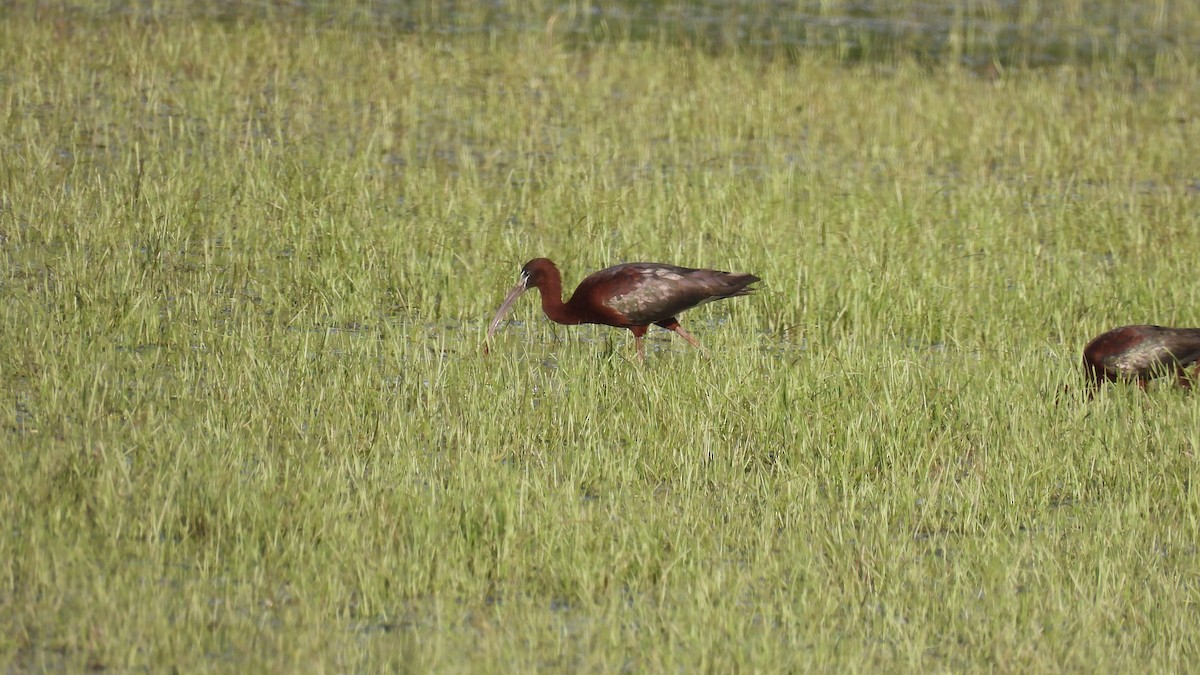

{"left": 486, "top": 258, "right": 760, "bottom": 360}
{"left": 1083, "top": 325, "right": 1200, "bottom": 391}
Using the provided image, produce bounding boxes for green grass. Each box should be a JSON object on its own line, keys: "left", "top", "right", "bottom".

{"left": 3, "top": 3, "right": 1200, "bottom": 671}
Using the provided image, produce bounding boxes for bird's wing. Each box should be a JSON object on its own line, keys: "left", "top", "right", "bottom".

{"left": 1108, "top": 343, "right": 1174, "bottom": 373}
{"left": 584, "top": 264, "right": 749, "bottom": 326}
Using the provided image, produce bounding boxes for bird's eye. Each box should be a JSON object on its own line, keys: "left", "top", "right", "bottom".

{"left": 520, "top": 271, "right": 531, "bottom": 285}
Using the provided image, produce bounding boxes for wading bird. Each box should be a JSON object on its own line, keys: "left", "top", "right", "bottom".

{"left": 486, "top": 258, "right": 760, "bottom": 360}
{"left": 1083, "top": 324, "right": 1200, "bottom": 391}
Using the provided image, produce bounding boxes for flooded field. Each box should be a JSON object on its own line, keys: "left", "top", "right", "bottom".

{"left": 2, "top": 1, "right": 1199, "bottom": 671}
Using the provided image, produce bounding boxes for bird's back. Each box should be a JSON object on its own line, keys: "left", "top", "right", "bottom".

{"left": 572, "top": 263, "right": 759, "bottom": 326}
{"left": 1086, "top": 325, "right": 1200, "bottom": 379}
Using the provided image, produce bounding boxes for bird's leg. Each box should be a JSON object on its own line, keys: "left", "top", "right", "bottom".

{"left": 655, "top": 318, "right": 708, "bottom": 354}
{"left": 1177, "top": 363, "right": 1194, "bottom": 389}
{"left": 628, "top": 325, "right": 648, "bottom": 362}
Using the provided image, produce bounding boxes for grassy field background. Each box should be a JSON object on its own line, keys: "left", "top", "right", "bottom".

{"left": 3, "top": 1, "right": 1200, "bottom": 671}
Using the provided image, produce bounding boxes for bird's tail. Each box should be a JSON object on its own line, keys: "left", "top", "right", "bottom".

{"left": 1164, "top": 327, "right": 1200, "bottom": 360}
{"left": 718, "top": 273, "right": 761, "bottom": 298}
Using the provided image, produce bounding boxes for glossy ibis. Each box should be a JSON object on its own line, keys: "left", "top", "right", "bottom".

{"left": 486, "top": 258, "right": 760, "bottom": 360}
{"left": 1083, "top": 324, "right": 1200, "bottom": 391}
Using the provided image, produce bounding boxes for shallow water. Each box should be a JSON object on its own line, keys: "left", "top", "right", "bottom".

{"left": 97, "top": 0, "right": 1191, "bottom": 67}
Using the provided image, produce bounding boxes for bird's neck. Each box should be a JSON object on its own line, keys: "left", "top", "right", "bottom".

{"left": 535, "top": 278, "right": 584, "bottom": 325}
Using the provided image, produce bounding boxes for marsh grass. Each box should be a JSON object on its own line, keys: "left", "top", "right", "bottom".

{"left": 3, "top": 2, "right": 1200, "bottom": 671}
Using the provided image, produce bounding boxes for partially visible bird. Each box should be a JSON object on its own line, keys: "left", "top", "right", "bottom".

{"left": 1083, "top": 324, "right": 1200, "bottom": 391}
{"left": 486, "top": 258, "right": 760, "bottom": 360}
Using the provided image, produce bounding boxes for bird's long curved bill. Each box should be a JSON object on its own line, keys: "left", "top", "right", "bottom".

{"left": 485, "top": 282, "right": 529, "bottom": 343}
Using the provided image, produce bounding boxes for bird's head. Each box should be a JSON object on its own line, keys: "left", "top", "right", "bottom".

{"left": 485, "top": 258, "right": 559, "bottom": 345}
{"left": 519, "top": 258, "right": 557, "bottom": 289}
